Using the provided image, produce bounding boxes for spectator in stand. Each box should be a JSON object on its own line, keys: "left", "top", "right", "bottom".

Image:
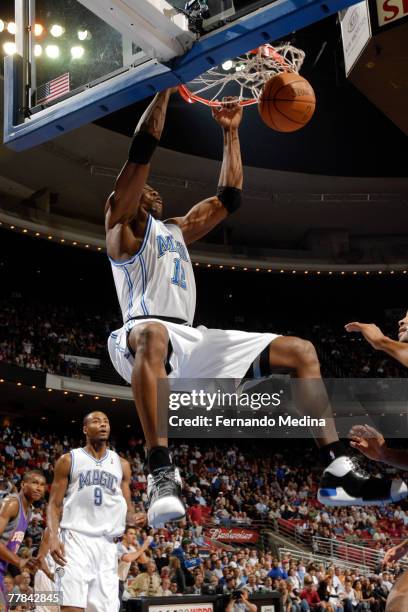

{"left": 300, "top": 576, "right": 324, "bottom": 610}
{"left": 169, "top": 556, "right": 186, "bottom": 594}
{"left": 188, "top": 500, "right": 203, "bottom": 525}
{"left": 225, "top": 587, "right": 257, "bottom": 612}
{"left": 268, "top": 560, "right": 288, "bottom": 580}
{"left": 117, "top": 528, "right": 152, "bottom": 605}
{"left": 127, "top": 560, "right": 162, "bottom": 597}
{"left": 317, "top": 578, "right": 344, "bottom": 612}
{"left": 159, "top": 576, "right": 172, "bottom": 596}
{"left": 185, "top": 573, "right": 206, "bottom": 595}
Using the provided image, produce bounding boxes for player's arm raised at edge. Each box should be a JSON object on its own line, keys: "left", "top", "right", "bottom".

{"left": 0, "top": 497, "right": 27, "bottom": 570}
{"left": 47, "top": 453, "right": 71, "bottom": 566}
{"left": 345, "top": 321, "right": 408, "bottom": 368}
{"left": 120, "top": 458, "right": 146, "bottom": 528}
{"left": 166, "top": 99, "right": 243, "bottom": 245}
{"left": 121, "top": 535, "right": 153, "bottom": 564}
{"left": 105, "top": 89, "right": 173, "bottom": 240}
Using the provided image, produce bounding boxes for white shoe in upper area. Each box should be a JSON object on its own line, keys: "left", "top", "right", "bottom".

{"left": 147, "top": 466, "right": 185, "bottom": 528}
{"left": 318, "top": 455, "right": 408, "bottom": 507}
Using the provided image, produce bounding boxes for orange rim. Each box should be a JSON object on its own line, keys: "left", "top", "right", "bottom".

{"left": 177, "top": 45, "right": 293, "bottom": 107}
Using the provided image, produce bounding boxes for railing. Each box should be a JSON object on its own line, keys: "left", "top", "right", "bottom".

{"left": 278, "top": 547, "right": 374, "bottom": 575}
{"left": 312, "top": 536, "right": 408, "bottom": 572}
{"left": 203, "top": 518, "right": 408, "bottom": 574}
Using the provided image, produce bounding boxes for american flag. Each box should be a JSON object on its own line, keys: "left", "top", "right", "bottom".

{"left": 36, "top": 73, "right": 70, "bottom": 105}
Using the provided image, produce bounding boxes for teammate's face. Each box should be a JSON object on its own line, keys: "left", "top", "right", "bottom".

{"left": 141, "top": 185, "right": 163, "bottom": 219}
{"left": 84, "top": 412, "right": 110, "bottom": 442}
{"left": 22, "top": 474, "right": 46, "bottom": 503}
{"left": 398, "top": 311, "right": 408, "bottom": 342}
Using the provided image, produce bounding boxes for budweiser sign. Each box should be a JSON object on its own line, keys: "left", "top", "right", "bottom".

{"left": 205, "top": 527, "right": 259, "bottom": 543}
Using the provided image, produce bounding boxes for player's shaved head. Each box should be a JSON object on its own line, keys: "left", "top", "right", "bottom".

{"left": 23, "top": 469, "right": 45, "bottom": 482}
{"left": 83, "top": 411, "right": 109, "bottom": 426}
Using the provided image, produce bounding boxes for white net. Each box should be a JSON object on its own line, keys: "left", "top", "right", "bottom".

{"left": 182, "top": 43, "right": 306, "bottom": 106}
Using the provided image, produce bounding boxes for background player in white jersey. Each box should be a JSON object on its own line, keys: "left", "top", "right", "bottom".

{"left": 43, "top": 411, "right": 145, "bottom": 612}
{"left": 105, "top": 89, "right": 407, "bottom": 528}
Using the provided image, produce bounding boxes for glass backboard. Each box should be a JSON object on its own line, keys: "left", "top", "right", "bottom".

{"left": 4, "top": 0, "right": 360, "bottom": 150}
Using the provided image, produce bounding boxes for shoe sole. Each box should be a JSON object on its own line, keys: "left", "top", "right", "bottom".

{"left": 318, "top": 487, "right": 408, "bottom": 507}
{"left": 147, "top": 496, "right": 186, "bottom": 528}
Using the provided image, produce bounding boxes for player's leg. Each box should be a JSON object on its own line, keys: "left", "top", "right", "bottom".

{"left": 385, "top": 572, "right": 408, "bottom": 612}
{"left": 266, "top": 336, "right": 407, "bottom": 506}
{"left": 58, "top": 530, "right": 89, "bottom": 612}
{"left": 128, "top": 322, "right": 184, "bottom": 527}
{"left": 86, "top": 539, "right": 120, "bottom": 612}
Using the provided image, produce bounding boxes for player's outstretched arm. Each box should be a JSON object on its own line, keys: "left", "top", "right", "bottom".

{"left": 166, "top": 99, "right": 243, "bottom": 244}
{"left": 47, "top": 454, "right": 71, "bottom": 566}
{"left": 383, "top": 539, "right": 408, "bottom": 565}
{"left": 345, "top": 321, "right": 408, "bottom": 367}
{"left": 105, "top": 89, "right": 174, "bottom": 232}
{"left": 120, "top": 458, "right": 146, "bottom": 527}
{"left": 0, "top": 496, "right": 28, "bottom": 570}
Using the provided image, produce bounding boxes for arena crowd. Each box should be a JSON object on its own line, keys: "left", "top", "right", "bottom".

{"left": 1, "top": 424, "right": 407, "bottom": 611}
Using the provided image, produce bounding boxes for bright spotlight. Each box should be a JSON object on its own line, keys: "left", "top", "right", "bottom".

{"left": 221, "top": 60, "right": 233, "bottom": 71}
{"left": 3, "top": 41, "right": 17, "bottom": 55}
{"left": 45, "top": 44, "right": 60, "bottom": 59}
{"left": 77, "top": 29, "right": 91, "bottom": 41}
{"left": 7, "top": 22, "right": 16, "bottom": 35}
{"left": 50, "top": 24, "right": 64, "bottom": 37}
{"left": 70, "top": 46, "right": 84, "bottom": 59}
{"left": 34, "top": 23, "right": 44, "bottom": 36}
{"left": 34, "top": 44, "right": 42, "bottom": 57}
{"left": 0, "top": 20, "right": 5, "bottom": 33}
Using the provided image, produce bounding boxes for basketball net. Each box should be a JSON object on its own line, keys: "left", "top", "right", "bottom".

{"left": 178, "top": 43, "right": 305, "bottom": 107}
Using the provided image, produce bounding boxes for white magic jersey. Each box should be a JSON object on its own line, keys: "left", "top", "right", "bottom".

{"left": 110, "top": 215, "right": 196, "bottom": 325}
{"left": 60, "top": 448, "right": 127, "bottom": 538}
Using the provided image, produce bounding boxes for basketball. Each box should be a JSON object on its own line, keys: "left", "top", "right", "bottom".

{"left": 258, "top": 72, "right": 316, "bottom": 132}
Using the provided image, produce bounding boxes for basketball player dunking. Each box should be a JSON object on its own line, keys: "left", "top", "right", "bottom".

{"left": 0, "top": 470, "right": 46, "bottom": 611}
{"left": 44, "top": 411, "right": 145, "bottom": 612}
{"left": 347, "top": 312, "right": 408, "bottom": 612}
{"left": 106, "top": 89, "right": 406, "bottom": 528}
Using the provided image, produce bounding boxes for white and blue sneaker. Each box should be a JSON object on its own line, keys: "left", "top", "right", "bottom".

{"left": 318, "top": 455, "right": 408, "bottom": 506}
{"left": 147, "top": 466, "right": 185, "bottom": 528}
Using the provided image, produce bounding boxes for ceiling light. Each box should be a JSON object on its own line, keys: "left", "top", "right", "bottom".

{"left": 50, "top": 24, "right": 64, "bottom": 37}
{"left": 34, "top": 23, "right": 44, "bottom": 36}
{"left": 3, "top": 42, "right": 17, "bottom": 55}
{"left": 78, "top": 29, "right": 91, "bottom": 41}
{"left": 45, "top": 45, "right": 60, "bottom": 59}
{"left": 71, "top": 46, "right": 84, "bottom": 59}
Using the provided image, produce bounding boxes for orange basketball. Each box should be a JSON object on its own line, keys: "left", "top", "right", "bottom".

{"left": 258, "top": 72, "right": 316, "bottom": 132}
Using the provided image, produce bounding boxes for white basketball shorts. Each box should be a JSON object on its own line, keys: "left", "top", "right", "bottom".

{"left": 108, "top": 318, "right": 280, "bottom": 385}
{"left": 57, "top": 529, "right": 119, "bottom": 612}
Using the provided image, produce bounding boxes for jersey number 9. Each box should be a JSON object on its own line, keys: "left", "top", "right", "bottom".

{"left": 94, "top": 487, "right": 103, "bottom": 506}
